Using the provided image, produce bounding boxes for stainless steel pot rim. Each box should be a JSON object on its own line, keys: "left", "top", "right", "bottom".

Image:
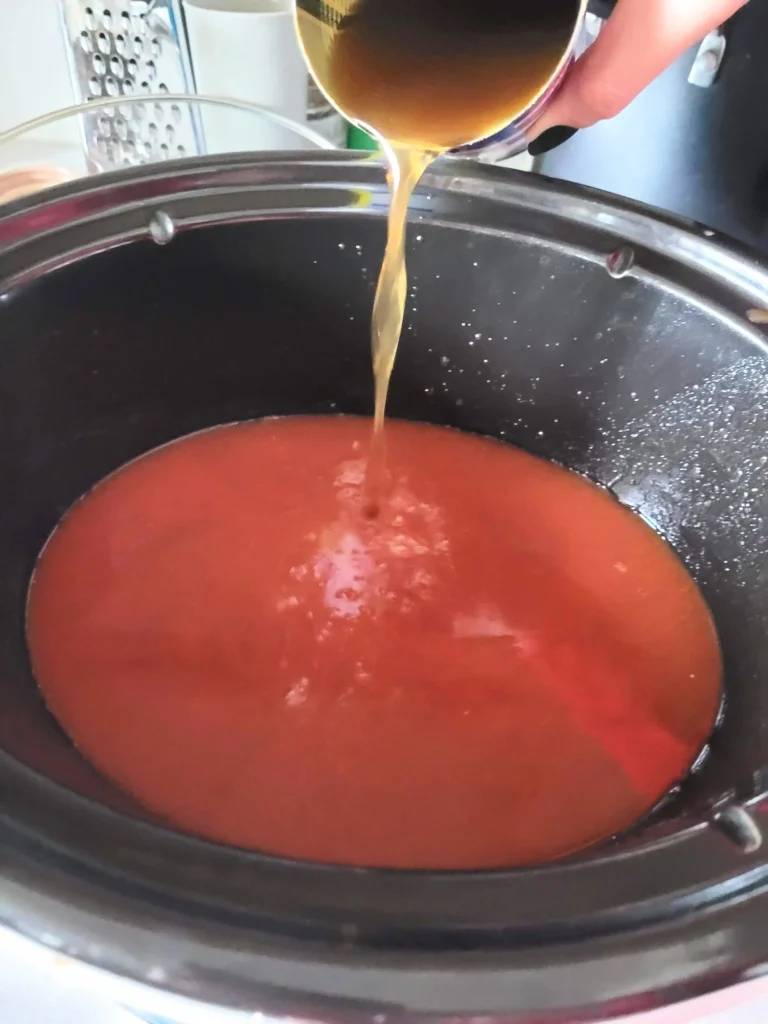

{"left": 2, "top": 150, "right": 768, "bottom": 312}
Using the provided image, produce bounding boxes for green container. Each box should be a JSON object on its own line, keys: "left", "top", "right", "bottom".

{"left": 347, "top": 124, "right": 379, "bottom": 152}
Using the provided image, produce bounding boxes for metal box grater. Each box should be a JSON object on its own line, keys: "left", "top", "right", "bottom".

{"left": 59, "top": 0, "right": 203, "bottom": 171}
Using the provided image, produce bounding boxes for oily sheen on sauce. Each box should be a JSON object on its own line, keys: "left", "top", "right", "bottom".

{"left": 27, "top": 416, "right": 722, "bottom": 869}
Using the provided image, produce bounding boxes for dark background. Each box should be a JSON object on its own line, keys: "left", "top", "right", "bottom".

{"left": 540, "top": 0, "right": 768, "bottom": 254}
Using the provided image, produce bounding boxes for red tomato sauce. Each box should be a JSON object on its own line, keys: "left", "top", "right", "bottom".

{"left": 26, "top": 417, "right": 722, "bottom": 869}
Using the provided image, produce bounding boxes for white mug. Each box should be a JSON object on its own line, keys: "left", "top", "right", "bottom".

{"left": 183, "top": 0, "right": 310, "bottom": 152}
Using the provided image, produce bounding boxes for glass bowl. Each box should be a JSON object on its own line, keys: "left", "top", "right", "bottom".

{"left": 0, "top": 94, "right": 336, "bottom": 205}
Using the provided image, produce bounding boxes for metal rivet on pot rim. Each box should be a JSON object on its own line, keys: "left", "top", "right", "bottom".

{"left": 606, "top": 245, "right": 635, "bottom": 278}
{"left": 149, "top": 210, "right": 175, "bottom": 245}
{"left": 712, "top": 806, "right": 763, "bottom": 854}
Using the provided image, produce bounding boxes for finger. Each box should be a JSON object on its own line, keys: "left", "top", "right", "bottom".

{"left": 530, "top": 0, "right": 749, "bottom": 138}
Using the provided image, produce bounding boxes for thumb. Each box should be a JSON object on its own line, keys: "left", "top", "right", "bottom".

{"left": 530, "top": 0, "right": 749, "bottom": 139}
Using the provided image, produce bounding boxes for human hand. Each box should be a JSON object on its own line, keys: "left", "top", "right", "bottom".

{"left": 0, "top": 167, "right": 73, "bottom": 205}
{"left": 528, "top": 0, "right": 750, "bottom": 155}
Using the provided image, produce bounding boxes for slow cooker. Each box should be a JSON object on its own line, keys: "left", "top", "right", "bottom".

{"left": 0, "top": 153, "right": 767, "bottom": 1023}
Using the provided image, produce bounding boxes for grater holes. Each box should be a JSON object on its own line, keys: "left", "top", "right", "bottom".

{"left": 68, "top": 0, "right": 200, "bottom": 170}
{"left": 98, "top": 137, "right": 117, "bottom": 162}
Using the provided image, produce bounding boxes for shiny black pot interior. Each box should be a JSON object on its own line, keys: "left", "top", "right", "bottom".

{"left": 0, "top": 157, "right": 767, "bottom": 1020}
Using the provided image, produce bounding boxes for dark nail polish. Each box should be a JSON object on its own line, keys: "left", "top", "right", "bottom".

{"left": 528, "top": 126, "right": 578, "bottom": 157}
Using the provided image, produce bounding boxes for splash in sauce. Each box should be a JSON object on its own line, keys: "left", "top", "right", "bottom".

{"left": 27, "top": 416, "right": 722, "bottom": 869}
